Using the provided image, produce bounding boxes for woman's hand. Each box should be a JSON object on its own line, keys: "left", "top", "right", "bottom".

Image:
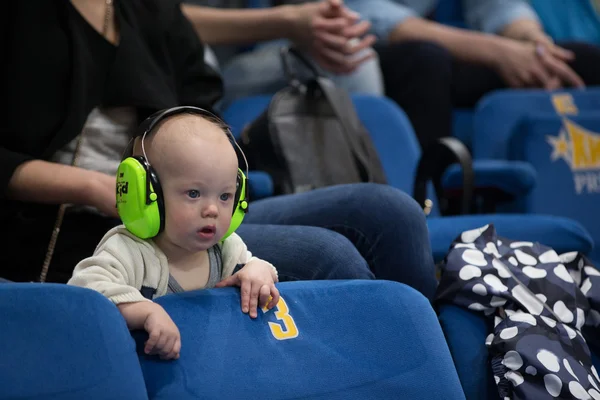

{"left": 287, "top": 0, "right": 376, "bottom": 74}
{"left": 492, "top": 38, "right": 584, "bottom": 90}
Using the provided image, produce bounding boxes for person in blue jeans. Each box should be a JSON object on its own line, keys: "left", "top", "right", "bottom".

{"left": 1, "top": 0, "right": 436, "bottom": 300}
{"left": 343, "top": 0, "right": 600, "bottom": 148}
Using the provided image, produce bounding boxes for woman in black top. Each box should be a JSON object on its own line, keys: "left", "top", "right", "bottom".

{"left": 1, "top": 0, "right": 437, "bottom": 300}
{"left": 2, "top": 0, "right": 223, "bottom": 282}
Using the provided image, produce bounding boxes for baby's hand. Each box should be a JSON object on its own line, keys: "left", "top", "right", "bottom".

{"left": 143, "top": 303, "right": 181, "bottom": 360}
{"left": 215, "top": 260, "right": 280, "bottom": 318}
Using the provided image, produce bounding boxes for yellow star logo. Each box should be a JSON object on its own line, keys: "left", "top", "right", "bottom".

{"left": 547, "top": 129, "right": 572, "bottom": 166}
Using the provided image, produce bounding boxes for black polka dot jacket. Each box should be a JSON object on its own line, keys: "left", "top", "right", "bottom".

{"left": 436, "top": 224, "right": 600, "bottom": 399}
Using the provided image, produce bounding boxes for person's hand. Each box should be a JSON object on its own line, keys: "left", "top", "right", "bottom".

{"left": 534, "top": 42, "right": 584, "bottom": 89}
{"left": 287, "top": 0, "right": 376, "bottom": 74}
{"left": 522, "top": 31, "right": 575, "bottom": 63}
{"left": 215, "top": 260, "right": 280, "bottom": 318}
{"left": 524, "top": 32, "right": 583, "bottom": 89}
{"left": 493, "top": 38, "right": 584, "bottom": 90}
{"left": 143, "top": 303, "right": 181, "bottom": 360}
{"left": 87, "top": 170, "right": 119, "bottom": 218}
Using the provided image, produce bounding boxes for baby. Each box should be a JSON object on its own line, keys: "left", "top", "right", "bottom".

{"left": 68, "top": 108, "right": 279, "bottom": 360}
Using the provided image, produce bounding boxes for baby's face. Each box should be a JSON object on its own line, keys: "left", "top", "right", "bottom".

{"left": 151, "top": 115, "right": 238, "bottom": 254}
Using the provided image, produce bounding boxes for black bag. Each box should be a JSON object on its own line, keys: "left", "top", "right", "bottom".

{"left": 237, "top": 47, "right": 387, "bottom": 195}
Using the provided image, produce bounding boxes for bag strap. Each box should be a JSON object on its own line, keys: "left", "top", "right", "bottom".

{"left": 315, "top": 77, "right": 375, "bottom": 182}
{"left": 39, "top": 133, "right": 85, "bottom": 283}
{"left": 280, "top": 46, "right": 322, "bottom": 88}
{"left": 413, "top": 137, "right": 474, "bottom": 215}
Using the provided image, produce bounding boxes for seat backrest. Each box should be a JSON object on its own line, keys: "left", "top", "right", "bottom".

{"left": 0, "top": 283, "right": 148, "bottom": 400}
{"left": 136, "top": 280, "right": 466, "bottom": 400}
{"left": 222, "top": 95, "right": 272, "bottom": 139}
{"left": 351, "top": 95, "right": 423, "bottom": 195}
{"left": 472, "top": 88, "right": 600, "bottom": 159}
{"left": 509, "top": 111, "right": 600, "bottom": 261}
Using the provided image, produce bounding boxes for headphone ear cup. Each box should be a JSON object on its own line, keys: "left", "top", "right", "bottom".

{"left": 116, "top": 157, "right": 162, "bottom": 239}
{"left": 222, "top": 168, "right": 248, "bottom": 240}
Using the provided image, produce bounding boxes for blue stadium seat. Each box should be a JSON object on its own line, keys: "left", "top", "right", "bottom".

{"left": 247, "top": 170, "right": 274, "bottom": 200}
{"left": 223, "top": 94, "right": 272, "bottom": 137}
{"left": 224, "top": 94, "right": 594, "bottom": 262}
{"left": 136, "top": 280, "right": 466, "bottom": 400}
{"left": 427, "top": 213, "right": 591, "bottom": 262}
{"left": 452, "top": 108, "right": 476, "bottom": 148}
{"left": 472, "top": 88, "right": 600, "bottom": 160}
{"left": 0, "top": 279, "right": 465, "bottom": 399}
{"left": 442, "top": 160, "right": 537, "bottom": 200}
{"left": 513, "top": 112, "right": 600, "bottom": 261}
{"left": 471, "top": 89, "right": 600, "bottom": 262}
{"left": 0, "top": 283, "right": 148, "bottom": 400}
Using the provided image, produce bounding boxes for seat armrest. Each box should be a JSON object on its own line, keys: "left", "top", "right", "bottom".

{"left": 442, "top": 160, "right": 536, "bottom": 197}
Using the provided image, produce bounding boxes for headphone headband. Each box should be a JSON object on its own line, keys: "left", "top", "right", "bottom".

{"left": 128, "top": 106, "right": 249, "bottom": 178}
{"left": 136, "top": 106, "right": 222, "bottom": 143}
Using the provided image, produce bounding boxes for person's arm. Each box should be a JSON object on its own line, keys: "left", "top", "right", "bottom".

{"left": 181, "top": 0, "right": 376, "bottom": 74}
{"left": 117, "top": 302, "right": 159, "bottom": 330}
{"left": 388, "top": 17, "right": 583, "bottom": 88}
{"left": 463, "top": 0, "right": 554, "bottom": 46}
{"left": 181, "top": 4, "right": 297, "bottom": 45}
{"left": 463, "top": 0, "right": 541, "bottom": 37}
{"left": 347, "top": 0, "right": 504, "bottom": 66}
{"left": 389, "top": 17, "right": 505, "bottom": 67}
{"left": 499, "top": 18, "right": 548, "bottom": 43}
{"left": 69, "top": 230, "right": 181, "bottom": 359}
{"left": 119, "top": 301, "right": 181, "bottom": 360}
{"left": 5, "top": 158, "right": 118, "bottom": 218}
{"left": 67, "top": 232, "right": 150, "bottom": 305}
{"left": 462, "top": 0, "right": 576, "bottom": 72}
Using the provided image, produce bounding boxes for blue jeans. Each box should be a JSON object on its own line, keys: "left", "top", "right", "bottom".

{"left": 237, "top": 183, "right": 437, "bottom": 300}
{"left": 3, "top": 186, "right": 435, "bottom": 301}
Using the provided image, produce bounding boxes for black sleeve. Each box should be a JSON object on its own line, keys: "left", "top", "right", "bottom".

{"left": 0, "top": 149, "right": 34, "bottom": 199}
{"left": 0, "top": 2, "right": 41, "bottom": 197}
{"left": 164, "top": 0, "right": 224, "bottom": 112}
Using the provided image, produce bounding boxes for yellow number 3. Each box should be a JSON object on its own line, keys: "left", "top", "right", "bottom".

{"left": 262, "top": 296, "right": 299, "bottom": 340}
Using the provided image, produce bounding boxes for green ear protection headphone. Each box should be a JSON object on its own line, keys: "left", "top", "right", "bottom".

{"left": 116, "top": 106, "right": 249, "bottom": 240}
